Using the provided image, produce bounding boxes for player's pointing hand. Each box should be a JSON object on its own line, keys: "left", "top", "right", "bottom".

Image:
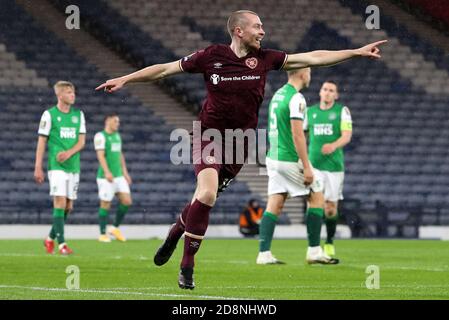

{"left": 95, "top": 77, "right": 126, "bottom": 93}
{"left": 357, "top": 40, "right": 388, "bottom": 59}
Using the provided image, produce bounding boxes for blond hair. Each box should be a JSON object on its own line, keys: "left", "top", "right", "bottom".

{"left": 227, "top": 10, "right": 259, "bottom": 38}
{"left": 53, "top": 81, "right": 75, "bottom": 95}
{"left": 287, "top": 67, "right": 310, "bottom": 78}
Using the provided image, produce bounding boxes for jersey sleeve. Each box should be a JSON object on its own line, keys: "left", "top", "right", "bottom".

{"left": 79, "top": 111, "right": 86, "bottom": 134}
{"left": 340, "top": 106, "right": 353, "bottom": 131}
{"left": 303, "top": 109, "right": 309, "bottom": 130}
{"left": 262, "top": 49, "right": 288, "bottom": 71}
{"left": 94, "top": 132, "right": 106, "bottom": 150}
{"left": 289, "top": 93, "right": 307, "bottom": 120}
{"left": 179, "top": 49, "right": 208, "bottom": 73}
{"left": 38, "top": 110, "right": 51, "bottom": 136}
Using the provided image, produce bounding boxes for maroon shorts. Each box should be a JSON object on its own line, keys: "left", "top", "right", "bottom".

{"left": 192, "top": 131, "right": 248, "bottom": 194}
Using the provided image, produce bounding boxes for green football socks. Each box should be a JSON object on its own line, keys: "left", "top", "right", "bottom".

{"left": 114, "top": 204, "right": 129, "bottom": 228}
{"left": 52, "top": 208, "right": 65, "bottom": 244}
{"left": 49, "top": 210, "right": 69, "bottom": 240}
{"left": 99, "top": 208, "right": 109, "bottom": 235}
{"left": 306, "top": 208, "right": 324, "bottom": 247}
{"left": 259, "top": 211, "right": 278, "bottom": 252}
{"left": 325, "top": 213, "right": 338, "bottom": 244}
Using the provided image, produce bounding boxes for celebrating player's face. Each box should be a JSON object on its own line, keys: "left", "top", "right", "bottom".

{"left": 240, "top": 13, "right": 265, "bottom": 51}
{"left": 57, "top": 87, "right": 76, "bottom": 105}
{"left": 319, "top": 82, "right": 338, "bottom": 104}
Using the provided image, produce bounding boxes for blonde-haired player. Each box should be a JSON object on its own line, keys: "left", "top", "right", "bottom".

{"left": 34, "top": 81, "right": 86, "bottom": 255}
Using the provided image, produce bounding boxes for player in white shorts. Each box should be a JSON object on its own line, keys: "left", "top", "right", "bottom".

{"left": 257, "top": 69, "right": 338, "bottom": 265}
{"left": 34, "top": 81, "right": 86, "bottom": 255}
{"left": 304, "top": 80, "right": 352, "bottom": 257}
{"left": 94, "top": 113, "right": 132, "bottom": 242}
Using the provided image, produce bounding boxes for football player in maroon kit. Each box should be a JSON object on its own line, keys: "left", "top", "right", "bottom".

{"left": 96, "top": 10, "right": 387, "bottom": 289}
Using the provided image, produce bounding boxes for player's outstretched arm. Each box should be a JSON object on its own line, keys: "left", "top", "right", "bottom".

{"left": 283, "top": 40, "right": 388, "bottom": 70}
{"left": 95, "top": 61, "right": 183, "bottom": 93}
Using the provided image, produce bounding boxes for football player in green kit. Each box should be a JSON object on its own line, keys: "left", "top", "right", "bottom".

{"left": 305, "top": 81, "right": 352, "bottom": 257}
{"left": 257, "top": 69, "right": 338, "bottom": 265}
{"left": 35, "top": 81, "right": 86, "bottom": 255}
{"left": 94, "top": 113, "right": 132, "bottom": 242}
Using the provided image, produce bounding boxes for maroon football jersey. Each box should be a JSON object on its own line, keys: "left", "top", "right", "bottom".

{"left": 180, "top": 44, "right": 287, "bottom": 131}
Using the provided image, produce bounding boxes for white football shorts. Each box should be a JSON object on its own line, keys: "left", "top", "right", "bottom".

{"left": 97, "top": 176, "right": 131, "bottom": 202}
{"left": 315, "top": 170, "right": 344, "bottom": 202}
{"left": 266, "top": 158, "right": 324, "bottom": 197}
{"left": 48, "top": 170, "right": 80, "bottom": 200}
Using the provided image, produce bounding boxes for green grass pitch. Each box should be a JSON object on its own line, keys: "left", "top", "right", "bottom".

{"left": 0, "top": 239, "right": 448, "bottom": 300}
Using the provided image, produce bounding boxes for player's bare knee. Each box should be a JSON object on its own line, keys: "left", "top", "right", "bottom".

{"left": 274, "top": 202, "right": 284, "bottom": 215}
{"left": 197, "top": 189, "right": 217, "bottom": 206}
{"left": 121, "top": 196, "right": 132, "bottom": 206}
{"left": 325, "top": 201, "right": 337, "bottom": 217}
{"left": 266, "top": 200, "right": 284, "bottom": 215}
{"left": 266, "top": 194, "right": 287, "bottom": 215}
{"left": 100, "top": 201, "right": 111, "bottom": 210}
{"left": 54, "top": 196, "right": 67, "bottom": 209}
{"left": 65, "top": 201, "right": 73, "bottom": 213}
{"left": 308, "top": 192, "right": 324, "bottom": 208}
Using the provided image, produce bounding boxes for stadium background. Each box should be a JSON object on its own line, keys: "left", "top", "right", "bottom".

{"left": 1, "top": 0, "right": 449, "bottom": 239}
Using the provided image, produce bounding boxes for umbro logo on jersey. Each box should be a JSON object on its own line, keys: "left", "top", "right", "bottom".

{"left": 213, "top": 62, "right": 223, "bottom": 69}
{"left": 245, "top": 57, "right": 258, "bottom": 69}
{"left": 190, "top": 241, "right": 200, "bottom": 249}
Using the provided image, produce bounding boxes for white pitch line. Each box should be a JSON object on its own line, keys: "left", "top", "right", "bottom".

{"left": 0, "top": 285, "right": 251, "bottom": 300}
{"left": 342, "top": 263, "right": 449, "bottom": 272}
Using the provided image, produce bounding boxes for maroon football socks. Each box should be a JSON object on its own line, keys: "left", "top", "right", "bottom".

{"left": 181, "top": 199, "right": 212, "bottom": 268}
{"left": 167, "top": 202, "right": 191, "bottom": 242}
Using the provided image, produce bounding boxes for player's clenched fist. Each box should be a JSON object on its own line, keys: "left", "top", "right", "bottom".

{"left": 303, "top": 167, "right": 314, "bottom": 186}
{"left": 56, "top": 151, "right": 71, "bottom": 163}
{"left": 34, "top": 167, "right": 45, "bottom": 184}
